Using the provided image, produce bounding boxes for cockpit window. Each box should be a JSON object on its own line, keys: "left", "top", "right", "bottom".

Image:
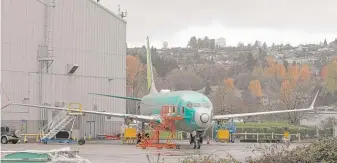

{"left": 187, "top": 102, "right": 192, "bottom": 108}
{"left": 192, "top": 103, "right": 202, "bottom": 107}
{"left": 186, "top": 102, "right": 212, "bottom": 109}
{"left": 203, "top": 103, "right": 212, "bottom": 108}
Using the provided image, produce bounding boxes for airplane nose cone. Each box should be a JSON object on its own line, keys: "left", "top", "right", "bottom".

{"left": 194, "top": 108, "right": 211, "bottom": 128}
{"left": 200, "top": 113, "right": 209, "bottom": 123}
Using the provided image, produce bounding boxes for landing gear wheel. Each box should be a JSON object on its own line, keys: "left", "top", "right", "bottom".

{"left": 1, "top": 136, "right": 8, "bottom": 144}
{"left": 11, "top": 140, "right": 18, "bottom": 144}
{"left": 197, "top": 141, "right": 201, "bottom": 149}
{"left": 189, "top": 134, "right": 195, "bottom": 144}
{"left": 78, "top": 139, "right": 85, "bottom": 145}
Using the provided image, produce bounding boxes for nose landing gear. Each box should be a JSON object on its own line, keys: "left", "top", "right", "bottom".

{"left": 190, "top": 131, "right": 204, "bottom": 149}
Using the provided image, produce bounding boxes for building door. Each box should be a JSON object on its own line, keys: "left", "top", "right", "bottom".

{"left": 85, "top": 121, "right": 95, "bottom": 139}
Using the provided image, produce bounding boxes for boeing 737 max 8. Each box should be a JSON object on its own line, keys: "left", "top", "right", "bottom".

{"left": 10, "top": 37, "right": 319, "bottom": 149}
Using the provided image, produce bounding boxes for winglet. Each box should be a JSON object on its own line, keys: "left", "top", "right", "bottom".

{"left": 309, "top": 90, "right": 319, "bottom": 110}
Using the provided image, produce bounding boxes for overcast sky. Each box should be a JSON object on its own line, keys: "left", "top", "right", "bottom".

{"left": 99, "top": 0, "right": 337, "bottom": 48}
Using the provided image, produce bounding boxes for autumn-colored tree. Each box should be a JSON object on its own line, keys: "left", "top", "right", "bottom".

{"left": 223, "top": 78, "right": 235, "bottom": 92}
{"left": 248, "top": 80, "right": 263, "bottom": 97}
{"left": 299, "top": 64, "right": 310, "bottom": 81}
{"left": 263, "top": 56, "right": 286, "bottom": 79}
{"left": 265, "top": 56, "right": 275, "bottom": 66}
{"left": 211, "top": 79, "right": 246, "bottom": 115}
{"left": 276, "top": 64, "right": 286, "bottom": 78}
{"left": 264, "top": 56, "right": 278, "bottom": 76}
{"left": 278, "top": 79, "right": 314, "bottom": 124}
{"left": 287, "top": 64, "right": 300, "bottom": 83}
{"left": 126, "top": 55, "right": 146, "bottom": 95}
{"left": 126, "top": 55, "right": 144, "bottom": 83}
{"left": 280, "top": 80, "right": 293, "bottom": 103}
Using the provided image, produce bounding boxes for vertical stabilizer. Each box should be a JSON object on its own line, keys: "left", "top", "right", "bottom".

{"left": 146, "top": 37, "right": 158, "bottom": 94}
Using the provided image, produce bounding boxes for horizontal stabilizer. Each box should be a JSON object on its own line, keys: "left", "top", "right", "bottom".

{"left": 88, "top": 93, "right": 142, "bottom": 101}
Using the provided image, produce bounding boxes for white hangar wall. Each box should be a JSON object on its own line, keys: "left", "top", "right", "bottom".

{"left": 1, "top": 0, "right": 127, "bottom": 137}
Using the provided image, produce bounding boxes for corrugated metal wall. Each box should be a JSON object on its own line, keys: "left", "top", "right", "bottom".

{"left": 1, "top": 0, "right": 126, "bottom": 137}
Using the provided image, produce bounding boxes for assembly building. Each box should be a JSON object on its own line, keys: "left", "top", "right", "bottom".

{"left": 1, "top": 0, "right": 127, "bottom": 138}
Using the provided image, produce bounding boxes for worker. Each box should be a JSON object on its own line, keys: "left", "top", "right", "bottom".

{"left": 136, "top": 133, "right": 142, "bottom": 144}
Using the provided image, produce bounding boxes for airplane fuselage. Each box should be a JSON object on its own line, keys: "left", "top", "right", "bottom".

{"left": 139, "top": 90, "right": 213, "bottom": 133}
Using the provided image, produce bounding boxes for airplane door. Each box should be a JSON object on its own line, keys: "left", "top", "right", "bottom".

{"left": 178, "top": 101, "right": 184, "bottom": 116}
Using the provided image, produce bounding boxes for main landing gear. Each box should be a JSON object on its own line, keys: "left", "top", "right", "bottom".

{"left": 189, "top": 131, "right": 204, "bottom": 149}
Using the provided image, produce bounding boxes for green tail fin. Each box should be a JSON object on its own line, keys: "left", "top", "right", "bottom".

{"left": 89, "top": 93, "right": 142, "bottom": 101}
{"left": 146, "top": 37, "right": 158, "bottom": 94}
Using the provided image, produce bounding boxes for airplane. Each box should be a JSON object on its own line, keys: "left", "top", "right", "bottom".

{"left": 9, "top": 37, "right": 320, "bottom": 149}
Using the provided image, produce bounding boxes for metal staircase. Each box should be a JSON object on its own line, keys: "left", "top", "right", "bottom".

{"left": 40, "top": 103, "right": 83, "bottom": 143}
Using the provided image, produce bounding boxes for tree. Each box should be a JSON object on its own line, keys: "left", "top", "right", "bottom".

{"left": 197, "top": 38, "right": 203, "bottom": 49}
{"left": 203, "top": 36, "right": 210, "bottom": 49}
{"left": 209, "top": 39, "right": 215, "bottom": 49}
{"left": 141, "top": 50, "right": 179, "bottom": 77}
{"left": 264, "top": 56, "right": 285, "bottom": 78}
{"left": 252, "top": 66, "right": 264, "bottom": 77}
{"left": 211, "top": 81, "right": 245, "bottom": 115}
{"left": 287, "top": 64, "right": 300, "bottom": 83}
{"left": 188, "top": 36, "right": 198, "bottom": 49}
{"left": 299, "top": 64, "right": 310, "bottom": 81}
{"left": 324, "top": 60, "right": 337, "bottom": 95}
{"left": 204, "top": 82, "right": 212, "bottom": 95}
{"left": 324, "top": 39, "right": 328, "bottom": 47}
{"left": 224, "top": 78, "right": 235, "bottom": 92}
{"left": 280, "top": 80, "right": 294, "bottom": 103}
{"left": 126, "top": 55, "right": 145, "bottom": 91}
{"left": 262, "top": 42, "right": 267, "bottom": 49}
{"left": 283, "top": 60, "right": 289, "bottom": 71}
{"left": 277, "top": 64, "right": 287, "bottom": 78}
{"left": 254, "top": 40, "right": 260, "bottom": 47}
{"left": 321, "top": 64, "right": 328, "bottom": 80}
{"left": 279, "top": 79, "right": 315, "bottom": 124}
{"left": 244, "top": 52, "right": 256, "bottom": 72}
{"left": 196, "top": 64, "right": 225, "bottom": 85}
{"left": 248, "top": 80, "right": 263, "bottom": 97}
{"left": 126, "top": 55, "right": 147, "bottom": 114}
{"left": 165, "top": 69, "right": 204, "bottom": 91}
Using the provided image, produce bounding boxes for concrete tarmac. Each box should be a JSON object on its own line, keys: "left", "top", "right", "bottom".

{"left": 0, "top": 140, "right": 309, "bottom": 163}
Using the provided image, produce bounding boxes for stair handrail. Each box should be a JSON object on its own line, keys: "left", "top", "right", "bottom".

{"left": 42, "top": 115, "right": 76, "bottom": 139}
{"left": 40, "top": 110, "right": 68, "bottom": 134}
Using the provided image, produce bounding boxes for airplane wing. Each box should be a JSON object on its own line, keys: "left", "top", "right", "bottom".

{"left": 212, "top": 90, "right": 319, "bottom": 120}
{"left": 8, "top": 103, "right": 157, "bottom": 122}
{"left": 88, "top": 93, "right": 142, "bottom": 101}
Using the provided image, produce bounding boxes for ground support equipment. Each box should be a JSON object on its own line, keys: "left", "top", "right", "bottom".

{"left": 39, "top": 103, "right": 85, "bottom": 145}
{"left": 137, "top": 105, "right": 183, "bottom": 149}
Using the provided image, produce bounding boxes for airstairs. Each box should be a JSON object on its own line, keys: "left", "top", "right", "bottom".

{"left": 39, "top": 103, "right": 83, "bottom": 142}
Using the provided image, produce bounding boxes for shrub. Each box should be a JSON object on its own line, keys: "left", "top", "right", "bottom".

{"left": 178, "top": 138, "right": 337, "bottom": 163}
{"left": 246, "top": 137, "right": 337, "bottom": 163}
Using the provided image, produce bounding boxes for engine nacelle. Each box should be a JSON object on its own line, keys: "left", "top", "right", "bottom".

{"left": 160, "top": 89, "right": 171, "bottom": 93}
